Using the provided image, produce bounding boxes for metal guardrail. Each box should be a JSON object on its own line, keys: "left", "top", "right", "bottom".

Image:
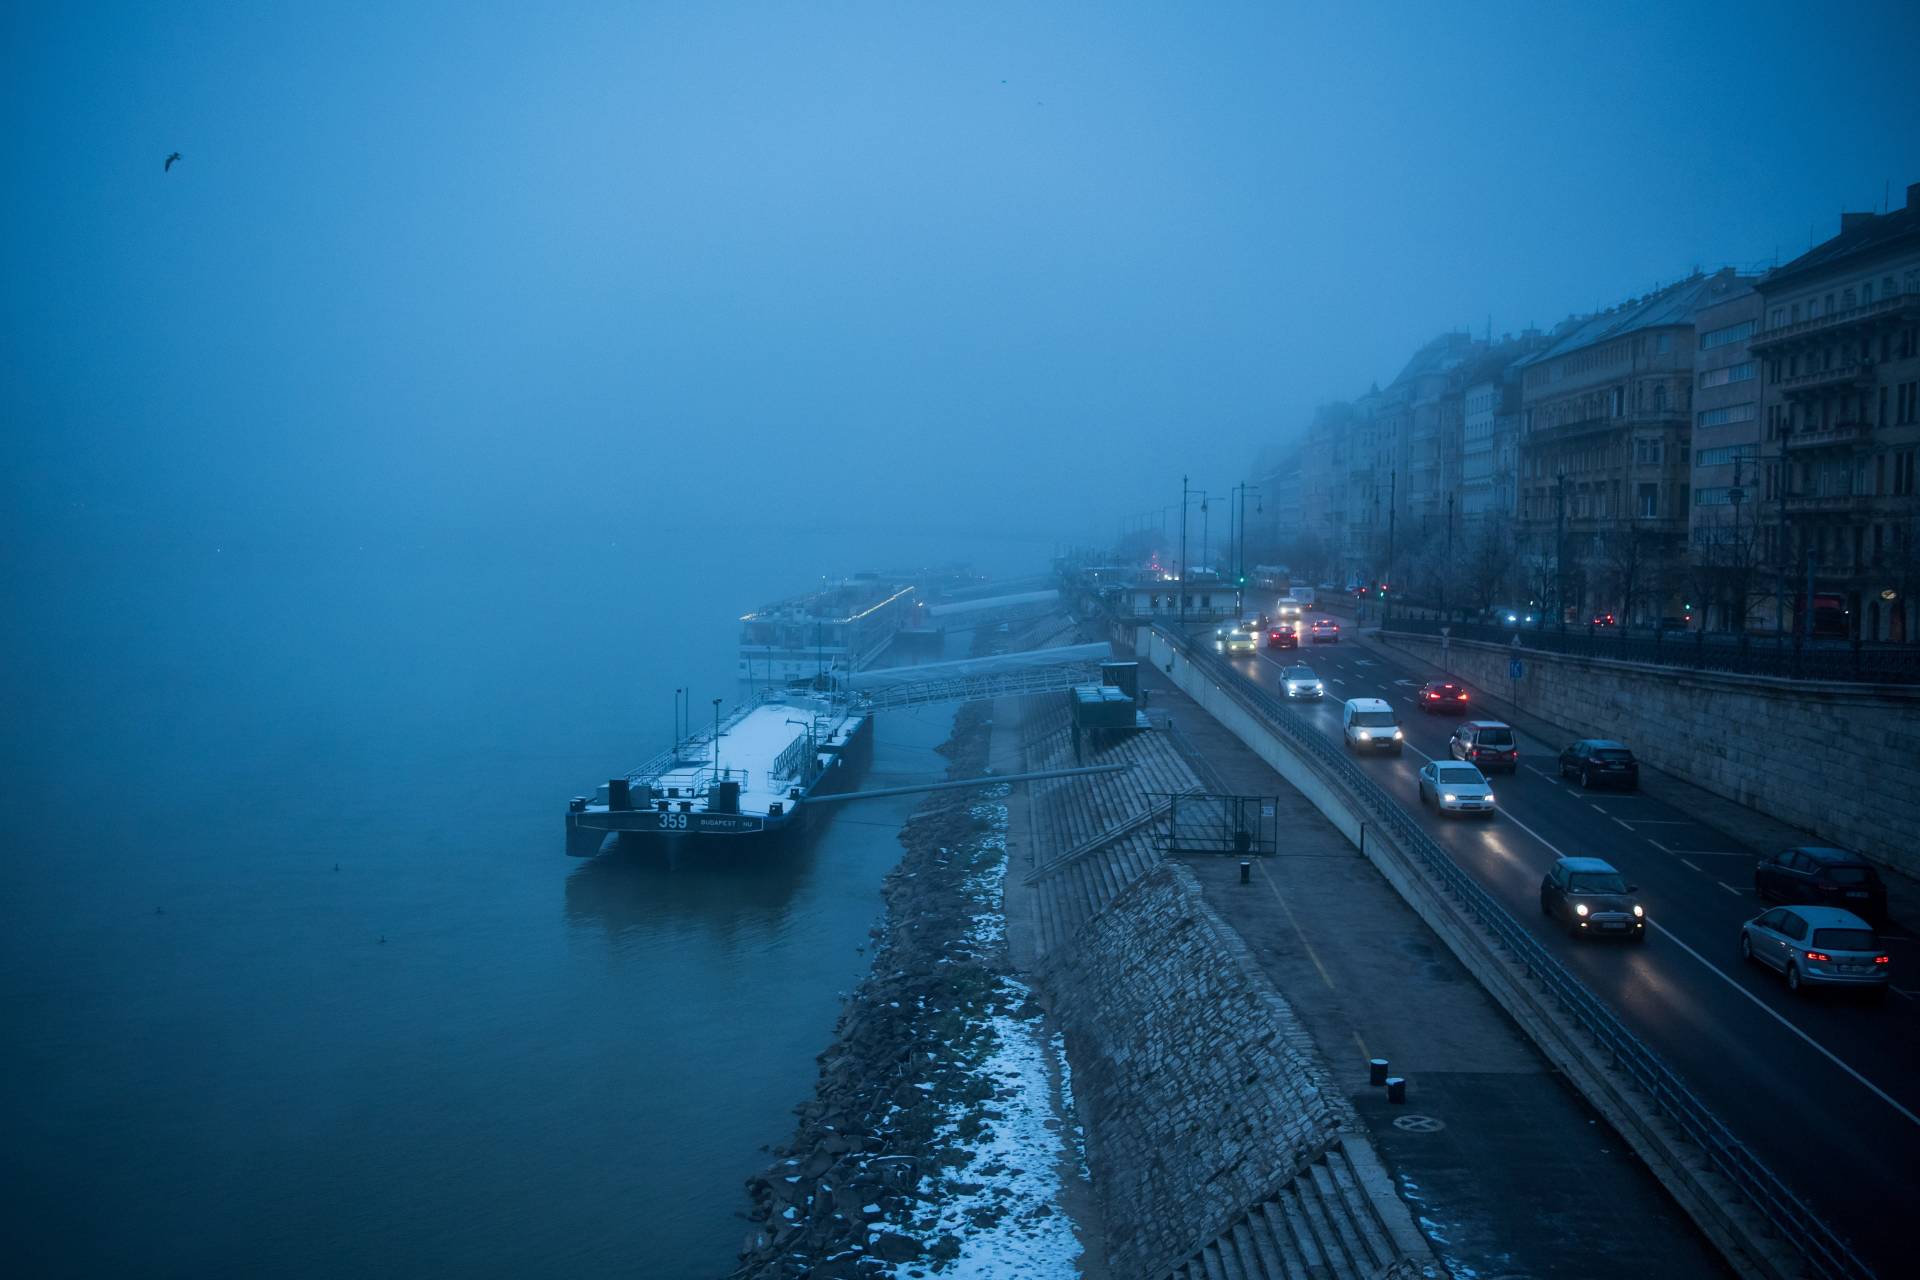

{"left": 1154, "top": 624, "right": 1875, "bottom": 1280}
{"left": 1384, "top": 616, "right": 1920, "bottom": 685}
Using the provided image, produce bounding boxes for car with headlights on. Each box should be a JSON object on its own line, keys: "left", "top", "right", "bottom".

{"left": 1280, "top": 664, "right": 1323, "bottom": 699}
{"left": 1309, "top": 618, "right": 1340, "bottom": 643}
{"left": 1341, "top": 698, "right": 1403, "bottom": 754}
{"left": 1557, "top": 739, "right": 1639, "bottom": 790}
{"left": 1448, "top": 720, "right": 1518, "bottom": 773}
{"left": 1417, "top": 761, "right": 1496, "bottom": 816}
{"left": 1754, "top": 847, "right": 1888, "bottom": 927}
{"left": 1739, "top": 906, "right": 1888, "bottom": 1000}
{"left": 1418, "top": 680, "right": 1471, "bottom": 713}
{"left": 1266, "top": 624, "right": 1299, "bottom": 650}
{"left": 1214, "top": 625, "right": 1258, "bottom": 655}
{"left": 1539, "top": 856, "right": 1645, "bottom": 941}
{"left": 1490, "top": 605, "right": 1540, "bottom": 627}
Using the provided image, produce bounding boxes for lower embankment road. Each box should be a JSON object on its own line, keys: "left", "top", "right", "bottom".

{"left": 1212, "top": 629, "right": 1920, "bottom": 1278}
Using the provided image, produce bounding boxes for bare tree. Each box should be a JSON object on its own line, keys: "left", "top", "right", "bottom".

{"left": 1464, "top": 519, "right": 1517, "bottom": 615}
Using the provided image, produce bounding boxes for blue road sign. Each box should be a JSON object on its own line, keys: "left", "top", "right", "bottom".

{"left": 1509, "top": 659, "right": 1525, "bottom": 680}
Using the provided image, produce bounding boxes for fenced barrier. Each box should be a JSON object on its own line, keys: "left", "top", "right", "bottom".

{"left": 1384, "top": 616, "right": 1920, "bottom": 685}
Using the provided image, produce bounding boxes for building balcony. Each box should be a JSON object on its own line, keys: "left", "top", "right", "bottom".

{"left": 1778, "top": 363, "right": 1874, "bottom": 397}
{"left": 1782, "top": 421, "right": 1871, "bottom": 450}
{"left": 1749, "top": 290, "right": 1920, "bottom": 352}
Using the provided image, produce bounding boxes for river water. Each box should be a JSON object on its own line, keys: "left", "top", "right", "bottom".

{"left": 0, "top": 534, "right": 997, "bottom": 1277}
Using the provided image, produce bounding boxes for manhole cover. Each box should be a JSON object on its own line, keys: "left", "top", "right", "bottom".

{"left": 1392, "top": 1114, "right": 1445, "bottom": 1133}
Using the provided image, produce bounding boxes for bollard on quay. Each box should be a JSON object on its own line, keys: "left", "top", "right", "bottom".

{"left": 1239, "top": 860, "right": 1251, "bottom": 885}
{"left": 1369, "top": 1058, "right": 1389, "bottom": 1087}
{"left": 1386, "top": 1077, "right": 1407, "bottom": 1104}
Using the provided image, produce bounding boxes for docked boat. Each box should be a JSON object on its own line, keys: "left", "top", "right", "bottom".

{"left": 736, "top": 573, "right": 916, "bottom": 700}
{"left": 565, "top": 694, "right": 872, "bottom": 856}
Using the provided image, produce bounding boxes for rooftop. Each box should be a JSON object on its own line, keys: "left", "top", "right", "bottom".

{"left": 1760, "top": 183, "right": 1920, "bottom": 289}
{"left": 1522, "top": 272, "right": 1754, "bottom": 366}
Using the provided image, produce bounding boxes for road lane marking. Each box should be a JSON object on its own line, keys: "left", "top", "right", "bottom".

{"left": 1679, "top": 858, "right": 1703, "bottom": 872}
{"left": 1491, "top": 804, "right": 1920, "bottom": 1130}
{"left": 1647, "top": 838, "right": 1670, "bottom": 852}
{"left": 1613, "top": 818, "right": 1634, "bottom": 830}
{"left": 1589, "top": 803, "right": 1606, "bottom": 814}
{"left": 1621, "top": 819, "right": 1694, "bottom": 825}
{"left": 1716, "top": 882, "right": 1754, "bottom": 895}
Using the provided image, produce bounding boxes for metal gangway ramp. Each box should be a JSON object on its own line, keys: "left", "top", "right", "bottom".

{"left": 845, "top": 642, "right": 1115, "bottom": 712}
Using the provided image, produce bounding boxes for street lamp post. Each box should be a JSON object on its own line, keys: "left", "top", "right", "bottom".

{"left": 1776, "top": 426, "right": 1792, "bottom": 637}
{"left": 1555, "top": 472, "right": 1569, "bottom": 634}
{"left": 1231, "top": 482, "right": 1262, "bottom": 613}
{"left": 1384, "top": 469, "right": 1397, "bottom": 624}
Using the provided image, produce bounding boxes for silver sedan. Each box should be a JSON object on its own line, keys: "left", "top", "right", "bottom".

{"left": 1417, "top": 761, "right": 1496, "bottom": 816}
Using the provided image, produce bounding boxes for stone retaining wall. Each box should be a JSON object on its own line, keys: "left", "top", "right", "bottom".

{"left": 1382, "top": 630, "right": 1920, "bottom": 879}
{"left": 1042, "top": 861, "right": 1355, "bottom": 1280}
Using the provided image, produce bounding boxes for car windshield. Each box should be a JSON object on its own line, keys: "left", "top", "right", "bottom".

{"left": 1822, "top": 865, "right": 1872, "bottom": 885}
{"left": 1594, "top": 749, "right": 1633, "bottom": 762}
{"left": 1285, "top": 668, "right": 1316, "bottom": 680}
{"left": 1436, "top": 765, "right": 1481, "bottom": 783}
{"left": 1567, "top": 872, "right": 1628, "bottom": 894}
{"left": 1351, "top": 711, "right": 1397, "bottom": 728}
{"left": 1476, "top": 728, "right": 1513, "bottom": 746}
{"left": 1811, "top": 928, "right": 1875, "bottom": 951}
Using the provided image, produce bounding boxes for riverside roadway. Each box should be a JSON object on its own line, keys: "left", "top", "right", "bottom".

{"left": 1210, "top": 625, "right": 1920, "bottom": 1278}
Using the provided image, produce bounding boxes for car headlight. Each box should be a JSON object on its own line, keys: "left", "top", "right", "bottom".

{"left": 1357, "top": 729, "right": 1371, "bottom": 740}
{"left": 1392, "top": 729, "right": 1403, "bottom": 740}
{"left": 1442, "top": 793, "right": 1457, "bottom": 802}
{"left": 1485, "top": 792, "right": 1495, "bottom": 802}
{"left": 1575, "top": 903, "right": 1590, "bottom": 917}
{"left": 1632, "top": 904, "right": 1644, "bottom": 918}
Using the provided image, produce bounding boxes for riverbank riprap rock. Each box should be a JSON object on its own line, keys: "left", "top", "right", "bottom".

{"left": 732, "top": 702, "right": 1085, "bottom": 1279}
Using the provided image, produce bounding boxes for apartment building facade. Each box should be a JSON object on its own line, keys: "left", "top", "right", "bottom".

{"left": 1517, "top": 270, "right": 1755, "bottom": 622}
{"left": 1751, "top": 183, "right": 1920, "bottom": 641}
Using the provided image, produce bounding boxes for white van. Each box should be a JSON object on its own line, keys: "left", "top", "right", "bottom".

{"left": 1342, "top": 697, "right": 1403, "bottom": 755}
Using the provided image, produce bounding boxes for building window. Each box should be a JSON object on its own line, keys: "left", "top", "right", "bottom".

{"left": 1698, "top": 362, "right": 1755, "bottom": 389}
{"left": 1656, "top": 332, "right": 1672, "bottom": 354}
{"left": 1698, "top": 403, "right": 1757, "bottom": 428}
{"left": 1638, "top": 484, "right": 1659, "bottom": 518}
{"left": 1700, "top": 319, "right": 1756, "bottom": 350}
{"left": 1696, "top": 443, "right": 1758, "bottom": 467}
{"left": 1694, "top": 487, "right": 1732, "bottom": 506}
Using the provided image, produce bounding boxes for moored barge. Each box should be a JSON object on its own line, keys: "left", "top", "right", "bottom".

{"left": 565, "top": 695, "right": 873, "bottom": 856}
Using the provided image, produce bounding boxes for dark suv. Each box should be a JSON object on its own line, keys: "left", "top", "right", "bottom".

{"left": 1557, "top": 740, "right": 1638, "bottom": 790}
{"left": 1449, "top": 721, "right": 1518, "bottom": 773}
{"left": 1754, "top": 847, "right": 1888, "bottom": 926}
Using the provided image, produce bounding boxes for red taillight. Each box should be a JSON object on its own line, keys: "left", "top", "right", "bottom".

{"left": 1875, "top": 955, "right": 1891, "bottom": 965}
{"left": 1805, "top": 951, "right": 1830, "bottom": 962}
{"left": 1457, "top": 692, "right": 1468, "bottom": 700}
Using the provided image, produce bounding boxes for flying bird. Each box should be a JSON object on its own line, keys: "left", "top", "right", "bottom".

{"left": 165, "top": 151, "right": 181, "bottom": 172}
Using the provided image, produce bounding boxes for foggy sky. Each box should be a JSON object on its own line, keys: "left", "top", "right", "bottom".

{"left": 5, "top": 1, "right": 1918, "bottom": 560}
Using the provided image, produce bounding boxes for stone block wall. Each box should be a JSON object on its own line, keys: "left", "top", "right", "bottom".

{"left": 1043, "top": 861, "right": 1351, "bottom": 1279}
{"left": 1382, "top": 631, "right": 1920, "bottom": 878}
